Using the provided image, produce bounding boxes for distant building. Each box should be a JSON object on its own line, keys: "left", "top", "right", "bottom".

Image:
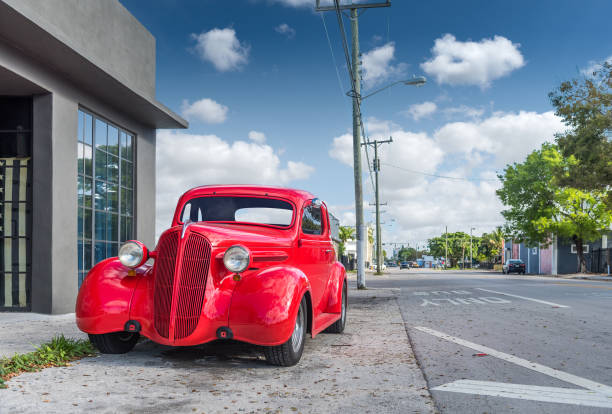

{"left": 0, "top": 0, "right": 187, "bottom": 313}
{"left": 344, "top": 223, "right": 374, "bottom": 269}
{"left": 504, "top": 232, "right": 611, "bottom": 274}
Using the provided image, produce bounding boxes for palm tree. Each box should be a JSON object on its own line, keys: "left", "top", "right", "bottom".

{"left": 338, "top": 226, "right": 355, "bottom": 258}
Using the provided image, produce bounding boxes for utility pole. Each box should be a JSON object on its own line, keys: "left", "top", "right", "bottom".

{"left": 445, "top": 226, "right": 448, "bottom": 270}
{"left": 364, "top": 136, "right": 392, "bottom": 274}
{"left": 316, "top": 0, "right": 391, "bottom": 289}
{"left": 470, "top": 227, "right": 475, "bottom": 269}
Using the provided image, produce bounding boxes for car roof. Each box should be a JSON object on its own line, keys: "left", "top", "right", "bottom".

{"left": 179, "top": 185, "right": 316, "bottom": 205}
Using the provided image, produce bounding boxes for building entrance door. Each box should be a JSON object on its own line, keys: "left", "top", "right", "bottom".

{"left": 0, "top": 97, "right": 32, "bottom": 311}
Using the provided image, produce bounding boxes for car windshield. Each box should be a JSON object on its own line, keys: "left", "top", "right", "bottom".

{"left": 509, "top": 260, "right": 523, "bottom": 264}
{"left": 180, "top": 196, "right": 294, "bottom": 228}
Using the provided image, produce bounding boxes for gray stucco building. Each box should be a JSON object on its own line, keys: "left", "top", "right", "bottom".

{"left": 0, "top": 0, "right": 187, "bottom": 313}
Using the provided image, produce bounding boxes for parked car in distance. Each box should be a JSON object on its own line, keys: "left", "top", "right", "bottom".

{"left": 503, "top": 259, "right": 526, "bottom": 274}
{"left": 76, "top": 185, "right": 347, "bottom": 367}
{"left": 400, "top": 261, "right": 409, "bottom": 269}
{"left": 410, "top": 261, "right": 420, "bottom": 268}
{"left": 387, "top": 262, "right": 398, "bottom": 268}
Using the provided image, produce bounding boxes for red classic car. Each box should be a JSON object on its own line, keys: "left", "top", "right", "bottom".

{"left": 76, "top": 185, "right": 347, "bottom": 366}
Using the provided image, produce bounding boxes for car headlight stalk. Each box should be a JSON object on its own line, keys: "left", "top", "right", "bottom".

{"left": 119, "top": 240, "right": 149, "bottom": 268}
{"left": 223, "top": 245, "right": 251, "bottom": 274}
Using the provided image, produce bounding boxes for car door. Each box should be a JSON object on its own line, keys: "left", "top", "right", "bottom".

{"left": 298, "top": 200, "right": 330, "bottom": 314}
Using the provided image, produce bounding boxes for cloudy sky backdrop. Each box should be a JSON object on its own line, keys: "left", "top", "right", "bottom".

{"left": 121, "top": 0, "right": 612, "bottom": 250}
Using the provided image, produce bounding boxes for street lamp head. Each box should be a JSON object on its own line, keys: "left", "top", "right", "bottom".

{"left": 403, "top": 76, "right": 427, "bottom": 87}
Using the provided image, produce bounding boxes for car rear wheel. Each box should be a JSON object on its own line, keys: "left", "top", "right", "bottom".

{"left": 325, "top": 282, "right": 347, "bottom": 334}
{"left": 264, "top": 296, "right": 306, "bottom": 367}
{"left": 88, "top": 332, "right": 139, "bottom": 354}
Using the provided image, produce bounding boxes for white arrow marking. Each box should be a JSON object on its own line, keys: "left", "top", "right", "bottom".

{"left": 414, "top": 326, "right": 612, "bottom": 394}
{"left": 475, "top": 288, "right": 569, "bottom": 308}
{"left": 433, "top": 380, "right": 612, "bottom": 408}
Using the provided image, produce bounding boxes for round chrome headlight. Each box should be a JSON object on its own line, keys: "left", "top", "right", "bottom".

{"left": 119, "top": 241, "right": 148, "bottom": 268}
{"left": 223, "top": 245, "right": 250, "bottom": 273}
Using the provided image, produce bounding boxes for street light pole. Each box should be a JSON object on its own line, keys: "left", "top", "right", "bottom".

{"left": 470, "top": 227, "right": 475, "bottom": 269}
{"left": 445, "top": 225, "right": 448, "bottom": 270}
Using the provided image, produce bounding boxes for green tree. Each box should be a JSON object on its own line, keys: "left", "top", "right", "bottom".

{"left": 497, "top": 144, "right": 611, "bottom": 272}
{"left": 337, "top": 226, "right": 355, "bottom": 258}
{"left": 427, "top": 232, "right": 470, "bottom": 267}
{"left": 397, "top": 247, "right": 415, "bottom": 262}
{"left": 549, "top": 62, "right": 612, "bottom": 204}
{"left": 479, "top": 227, "right": 505, "bottom": 263}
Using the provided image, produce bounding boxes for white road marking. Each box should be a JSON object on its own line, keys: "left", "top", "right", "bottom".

{"left": 475, "top": 288, "right": 569, "bottom": 308}
{"left": 414, "top": 326, "right": 612, "bottom": 394}
{"left": 432, "top": 380, "right": 612, "bottom": 409}
{"left": 419, "top": 297, "right": 511, "bottom": 306}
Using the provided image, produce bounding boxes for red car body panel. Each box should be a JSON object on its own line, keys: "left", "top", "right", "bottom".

{"left": 76, "top": 185, "right": 346, "bottom": 348}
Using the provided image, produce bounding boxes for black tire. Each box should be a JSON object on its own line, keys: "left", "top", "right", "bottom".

{"left": 88, "top": 332, "right": 139, "bottom": 354}
{"left": 264, "top": 297, "right": 307, "bottom": 367}
{"left": 325, "top": 282, "right": 347, "bottom": 334}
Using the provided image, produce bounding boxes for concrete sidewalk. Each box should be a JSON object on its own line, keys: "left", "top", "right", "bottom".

{"left": 0, "top": 287, "right": 434, "bottom": 413}
{"left": 0, "top": 312, "right": 87, "bottom": 358}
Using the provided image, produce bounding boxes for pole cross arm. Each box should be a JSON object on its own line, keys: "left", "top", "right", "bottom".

{"left": 316, "top": 0, "right": 390, "bottom": 12}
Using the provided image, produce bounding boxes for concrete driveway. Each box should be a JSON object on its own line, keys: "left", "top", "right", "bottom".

{"left": 0, "top": 287, "right": 434, "bottom": 414}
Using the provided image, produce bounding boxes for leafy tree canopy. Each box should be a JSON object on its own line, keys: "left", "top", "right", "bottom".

{"left": 549, "top": 62, "right": 612, "bottom": 200}
{"left": 497, "top": 144, "right": 611, "bottom": 271}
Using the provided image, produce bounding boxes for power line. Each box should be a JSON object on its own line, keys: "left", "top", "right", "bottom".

{"left": 382, "top": 162, "right": 500, "bottom": 182}
{"left": 330, "top": 0, "right": 376, "bottom": 194}
{"left": 319, "top": 13, "right": 345, "bottom": 97}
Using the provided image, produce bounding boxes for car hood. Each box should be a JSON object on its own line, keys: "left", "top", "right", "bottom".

{"left": 167, "top": 222, "right": 295, "bottom": 249}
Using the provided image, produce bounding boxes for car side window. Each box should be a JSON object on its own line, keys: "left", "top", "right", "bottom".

{"left": 302, "top": 205, "right": 322, "bottom": 235}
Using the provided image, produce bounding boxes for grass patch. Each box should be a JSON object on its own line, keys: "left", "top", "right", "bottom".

{"left": 0, "top": 335, "right": 96, "bottom": 388}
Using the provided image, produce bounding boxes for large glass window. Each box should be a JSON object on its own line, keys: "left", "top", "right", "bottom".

{"left": 77, "top": 109, "right": 134, "bottom": 286}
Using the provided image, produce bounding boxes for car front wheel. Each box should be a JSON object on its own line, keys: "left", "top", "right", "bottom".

{"left": 264, "top": 296, "right": 306, "bottom": 367}
{"left": 88, "top": 332, "right": 139, "bottom": 354}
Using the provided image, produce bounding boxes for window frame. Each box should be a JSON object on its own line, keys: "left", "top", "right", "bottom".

{"left": 77, "top": 107, "right": 136, "bottom": 286}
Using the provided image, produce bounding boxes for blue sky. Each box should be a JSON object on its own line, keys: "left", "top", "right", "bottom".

{"left": 120, "top": 0, "right": 612, "bottom": 248}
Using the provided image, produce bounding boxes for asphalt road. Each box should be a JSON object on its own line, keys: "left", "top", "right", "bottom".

{"left": 366, "top": 269, "right": 612, "bottom": 414}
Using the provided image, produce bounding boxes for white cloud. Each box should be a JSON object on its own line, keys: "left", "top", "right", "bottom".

{"left": 181, "top": 98, "right": 228, "bottom": 124}
{"left": 328, "top": 111, "right": 564, "bottom": 246}
{"left": 192, "top": 28, "right": 249, "bottom": 72}
{"left": 329, "top": 118, "right": 445, "bottom": 191}
{"left": 361, "top": 42, "right": 407, "bottom": 88}
{"left": 383, "top": 173, "right": 505, "bottom": 247}
{"left": 156, "top": 131, "right": 314, "bottom": 238}
{"left": 275, "top": 23, "right": 296, "bottom": 38}
{"left": 581, "top": 55, "right": 612, "bottom": 76}
{"left": 421, "top": 34, "right": 525, "bottom": 88}
{"left": 404, "top": 101, "right": 437, "bottom": 121}
{"left": 443, "top": 105, "right": 485, "bottom": 120}
{"left": 434, "top": 110, "right": 565, "bottom": 168}
{"left": 329, "top": 133, "right": 354, "bottom": 167}
{"left": 248, "top": 130, "right": 267, "bottom": 143}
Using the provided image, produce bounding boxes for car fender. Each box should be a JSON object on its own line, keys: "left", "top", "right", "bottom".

{"left": 228, "top": 265, "right": 311, "bottom": 346}
{"left": 76, "top": 258, "right": 149, "bottom": 334}
{"left": 324, "top": 261, "right": 347, "bottom": 314}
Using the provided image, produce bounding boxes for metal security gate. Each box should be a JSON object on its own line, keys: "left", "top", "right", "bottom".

{"left": 0, "top": 158, "right": 31, "bottom": 310}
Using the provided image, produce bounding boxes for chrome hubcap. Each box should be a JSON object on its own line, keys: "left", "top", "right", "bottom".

{"left": 291, "top": 304, "right": 305, "bottom": 353}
